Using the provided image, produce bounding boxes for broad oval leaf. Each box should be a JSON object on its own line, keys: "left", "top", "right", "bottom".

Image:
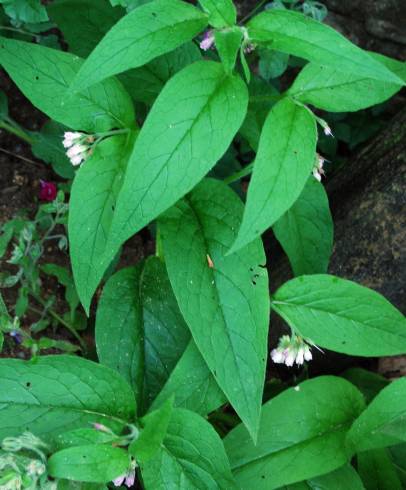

{"left": 48, "top": 445, "right": 129, "bottom": 483}
{"left": 106, "top": 61, "right": 248, "bottom": 275}
{"left": 230, "top": 97, "right": 317, "bottom": 253}
{"left": 69, "top": 134, "right": 135, "bottom": 313}
{"left": 347, "top": 377, "right": 406, "bottom": 453}
{"left": 289, "top": 62, "right": 404, "bottom": 113}
{"left": 150, "top": 341, "right": 226, "bottom": 416}
{"left": 71, "top": 0, "right": 208, "bottom": 91}
{"left": 273, "top": 178, "right": 333, "bottom": 276}
{"left": 96, "top": 258, "right": 190, "bottom": 413}
{"left": 142, "top": 408, "right": 237, "bottom": 489}
{"left": 272, "top": 275, "right": 406, "bottom": 356}
{"left": 198, "top": 0, "right": 236, "bottom": 28}
{"left": 159, "top": 178, "right": 270, "bottom": 441}
{"left": 247, "top": 10, "right": 403, "bottom": 85}
{"left": 0, "top": 356, "right": 136, "bottom": 446}
{"left": 224, "top": 376, "right": 365, "bottom": 490}
{"left": 0, "top": 37, "right": 134, "bottom": 132}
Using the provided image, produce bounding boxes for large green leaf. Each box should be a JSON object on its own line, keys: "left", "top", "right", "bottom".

{"left": 96, "top": 258, "right": 190, "bottom": 413}
{"left": 247, "top": 10, "right": 403, "bottom": 85}
{"left": 342, "top": 368, "right": 389, "bottom": 404}
{"left": 103, "top": 61, "right": 248, "bottom": 289}
{"left": 224, "top": 376, "right": 365, "bottom": 490}
{"left": 69, "top": 134, "right": 134, "bottom": 313}
{"left": 49, "top": 445, "right": 129, "bottom": 483}
{"left": 272, "top": 275, "right": 406, "bottom": 356}
{"left": 141, "top": 408, "right": 237, "bottom": 489}
{"left": 230, "top": 97, "right": 317, "bottom": 253}
{"left": 282, "top": 465, "right": 365, "bottom": 489}
{"left": 358, "top": 449, "right": 402, "bottom": 490}
{"left": 198, "top": 0, "right": 236, "bottom": 28}
{"left": 273, "top": 178, "right": 333, "bottom": 276}
{"left": 71, "top": 0, "right": 208, "bottom": 91}
{"left": 48, "top": 0, "right": 123, "bottom": 58}
{"left": 119, "top": 41, "right": 201, "bottom": 105}
{"left": 150, "top": 341, "right": 225, "bottom": 416}
{"left": 0, "top": 37, "right": 134, "bottom": 132}
{"left": 0, "top": 356, "right": 136, "bottom": 446}
{"left": 159, "top": 178, "right": 270, "bottom": 441}
{"left": 347, "top": 377, "right": 406, "bottom": 453}
{"left": 288, "top": 60, "right": 404, "bottom": 112}
{"left": 1, "top": 0, "right": 48, "bottom": 23}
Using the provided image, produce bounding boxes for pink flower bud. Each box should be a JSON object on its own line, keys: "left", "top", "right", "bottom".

{"left": 200, "top": 30, "right": 215, "bottom": 51}
{"left": 39, "top": 180, "right": 57, "bottom": 202}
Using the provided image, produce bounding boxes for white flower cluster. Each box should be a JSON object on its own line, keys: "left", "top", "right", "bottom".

{"left": 313, "top": 154, "right": 326, "bottom": 182}
{"left": 271, "top": 335, "right": 313, "bottom": 367}
{"left": 63, "top": 131, "right": 93, "bottom": 166}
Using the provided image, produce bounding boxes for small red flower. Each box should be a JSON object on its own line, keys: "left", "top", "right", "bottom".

{"left": 39, "top": 180, "right": 57, "bottom": 202}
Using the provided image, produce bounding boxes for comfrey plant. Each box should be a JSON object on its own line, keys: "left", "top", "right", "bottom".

{"left": 0, "top": 0, "right": 405, "bottom": 488}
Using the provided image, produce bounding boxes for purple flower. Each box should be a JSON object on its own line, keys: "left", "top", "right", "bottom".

{"left": 10, "top": 330, "right": 22, "bottom": 344}
{"left": 200, "top": 30, "right": 215, "bottom": 51}
{"left": 39, "top": 180, "right": 57, "bottom": 202}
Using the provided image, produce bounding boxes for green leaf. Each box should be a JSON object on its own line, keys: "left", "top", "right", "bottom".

{"left": 230, "top": 97, "right": 317, "bottom": 253}
{"left": 71, "top": 0, "right": 208, "bottom": 91}
{"left": 142, "top": 408, "right": 237, "bottom": 489}
{"left": 119, "top": 41, "right": 201, "bottom": 105}
{"left": 129, "top": 397, "right": 173, "bottom": 463}
{"left": 48, "top": 445, "right": 129, "bottom": 483}
{"left": 224, "top": 376, "right": 365, "bottom": 490}
{"left": 239, "top": 75, "right": 279, "bottom": 151}
{"left": 69, "top": 134, "right": 134, "bottom": 313}
{"left": 1, "top": 0, "right": 48, "bottom": 23}
{"left": 48, "top": 0, "right": 123, "bottom": 58}
{"left": 288, "top": 62, "right": 404, "bottom": 113}
{"left": 247, "top": 9, "right": 403, "bottom": 85}
{"left": 198, "top": 0, "right": 236, "bottom": 28}
{"left": 96, "top": 258, "right": 190, "bottom": 412}
{"left": 215, "top": 27, "right": 243, "bottom": 73}
{"left": 41, "top": 264, "right": 79, "bottom": 317}
{"left": 259, "top": 49, "right": 289, "bottom": 80}
{"left": 273, "top": 178, "right": 333, "bottom": 276}
{"left": 342, "top": 368, "right": 389, "bottom": 404}
{"left": 159, "top": 178, "right": 270, "bottom": 441}
{"left": 0, "top": 355, "right": 136, "bottom": 446}
{"left": 150, "top": 341, "right": 226, "bottom": 416}
{"left": 358, "top": 449, "right": 402, "bottom": 490}
{"left": 57, "top": 481, "right": 107, "bottom": 490}
{"left": 0, "top": 37, "right": 134, "bottom": 132}
{"left": 55, "top": 428, "right": 118, "bottom": 450}
{"left": 272, "top": 275, "right": 406, "bottom": 356}
{"left": 105, "top": 61, "right": 248, "bottom": 280}
{"left": 0, "top": 89, "right": 8, "bottom": 118}
{"left": 371, "top": 52, "right": 406, "bottom": 83}
{"left": 305, "top": 464, "right": 365, "bottom": 489}
{"left": 0, "top": 221, "right": 14, "bottom": 259}
{"left": 347, "top": 377, "right": 406, "bottom": 453}
{"left": 31, "top": 121, "right": 74, "bottom": 179}
{"left": 389, "top": 444, "right": 406, "bottom": 487}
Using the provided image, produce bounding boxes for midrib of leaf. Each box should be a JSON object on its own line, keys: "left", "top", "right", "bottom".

{"left": 123, "top": 71, "right": 230, "bottom": 227}
{"left": 0, "top": 401, "right": 129, "bottom": 426}
{"left": 230, "top": 421, "right": 351, "bottom": 471}
{"left": 161, "top": 443, "right": 220, "bottom": 489}
{"left": 184, "top": 196, "right": 253, "bottom": 424}
{"left": 251, "top": 26, "right": 396, "bottom": 82}
{"left": 248, "top": 101, "right": 299, "bottom": 231}
{"left": 272, "top": 300, "right": 406, "bottom": 338}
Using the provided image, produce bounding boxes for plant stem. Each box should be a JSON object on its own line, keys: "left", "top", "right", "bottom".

{"left": 224, "top": 162, "right": 254, "bottom": 185}
{"left": 239, "top": 0, "right": 268, "bottom": 24}
{"left": 0, "top": 119, "right": 34, "bottom": 144}
{"left": 30, "top": 293, "right": 86, "bottom": 351}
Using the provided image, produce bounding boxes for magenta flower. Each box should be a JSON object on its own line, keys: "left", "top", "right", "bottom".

{"left": 39, "top": 180, "right": 57, "bottom": 202}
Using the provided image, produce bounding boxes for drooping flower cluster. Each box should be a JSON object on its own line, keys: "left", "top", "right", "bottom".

{"left": 63, "top": 131, "right": 94, "bottom": 166}
{"left": 200, "top": 30, "right": 215, "bottom": 51}
{"left": 271, "top": 334, "right": 313, "bottom": 367}
{"left": 312, "top": 154, "right": 326, "bottom": 182}
{"left": 113, "top": 459, "right": 137, "bottom": 488}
